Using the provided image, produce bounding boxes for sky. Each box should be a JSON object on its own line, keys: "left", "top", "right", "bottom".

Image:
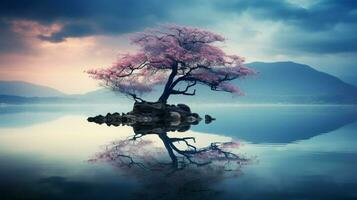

{"left": 0, "top": 0, "right": 356, "bottom": 94}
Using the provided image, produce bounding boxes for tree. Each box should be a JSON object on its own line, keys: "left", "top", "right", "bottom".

{"left": 87, "top": 24, "right": 254, "bottom": 104}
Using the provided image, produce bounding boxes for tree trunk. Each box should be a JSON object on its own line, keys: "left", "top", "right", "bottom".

{"left": 157, "top": 90, "right": 170, "bottom": 104}
{"left": 157, "top": 63, "right": 178, "bottom": 104}
{"left": 159, "top": 133, "right": 178, "bottom": 168}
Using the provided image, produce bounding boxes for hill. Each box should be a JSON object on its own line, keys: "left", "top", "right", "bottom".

{"left": 242, "top": 62, "right": 357, "bottom": 96}
{"left": 0, "top": 81, "right": 65, "bottom": 97}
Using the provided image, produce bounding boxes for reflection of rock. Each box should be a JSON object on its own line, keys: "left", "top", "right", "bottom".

{"left": 87, "top": 102, "right": 203, "bottom": 132}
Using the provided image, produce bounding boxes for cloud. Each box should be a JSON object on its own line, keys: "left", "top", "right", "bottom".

{"left": 0, "top": 0, "right": 357, "bottom": 55}
{"left": 212, "top": 0, "right": 357, "bottom": 54}
{"left": 0, "top": 20, "right": 33, "bottom": 53}
{"left": 0, "top": 0, "right": 195, "bottom": 42}
{"left": 275, "top": 24, "right": 357, "bottom": 54}
{"left": 216, "top": 0, "right": 357, "bottom": 31}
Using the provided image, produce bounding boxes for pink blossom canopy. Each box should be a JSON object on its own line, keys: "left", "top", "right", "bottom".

{"left": 87, "top": 24, "right": 254, "bottom": 102}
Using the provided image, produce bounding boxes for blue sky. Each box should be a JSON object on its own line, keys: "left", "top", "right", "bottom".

{"left": 0, "top": 0, "right": 356, "bottom": 93}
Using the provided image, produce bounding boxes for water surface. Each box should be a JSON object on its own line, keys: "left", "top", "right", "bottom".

{"left": 1, "top": 104, "right": 357, "bottom": 200}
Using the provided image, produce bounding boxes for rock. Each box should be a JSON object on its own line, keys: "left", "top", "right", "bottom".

{"left": 191, "top": 113, "right": 200, "bottom": 119}
{"left": 169, "top": 111, "right": 181, "bottom": 121}
{"left": 87, "top": 115, "right": 105, "bottom": 124}
{"left": 88, "top": 101, "right": 208, "bottom": 129}
{"left": 205, "top": 114, "right": 216, "bottom": 124}
{"left": 177, "top": 104, "right": 191, "bottom": 113}
{"left": 131, "top": 102, "right": 200, "bottom": 123}
{"left": 132, "top": 101, "right": 165, "bottom": 114}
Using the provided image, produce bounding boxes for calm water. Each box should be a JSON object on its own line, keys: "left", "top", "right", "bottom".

{"left": 1, "top": 104, "right": 357, "bottom": 200}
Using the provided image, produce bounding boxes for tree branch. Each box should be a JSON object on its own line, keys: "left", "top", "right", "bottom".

{"left": 170, "top": 80, "right": 197, "bottom": 96}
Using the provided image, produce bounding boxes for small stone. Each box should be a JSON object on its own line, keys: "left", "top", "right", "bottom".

{"left": 205, "top": 114, "right": 216, "bottom": 124}
{"left": 177, "top": 104, "right": 191, "bottom": 113}
{"left": 170, "top": 111, "right": 181, "bottom": 121}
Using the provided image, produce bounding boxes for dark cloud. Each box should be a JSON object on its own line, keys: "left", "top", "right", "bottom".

{"left": 0, "top": 19, "right": 33, "bottom": 53}
{"left": 0, "top": 0, "right": 356, "bottom": 54}
{"left": 0, "top": 0, "right": 192, "bottom": 42}
{"left": 213, "top": 0, "right": 357, "bottom": 54}
{"left": 278, "top": 29, "right": 357, "bottom": 54}
{"left": 37, "top": 22, "right": 98, "bottom": 42}
{"left": 216, "top": 0, "right": 357, "bottom": 31}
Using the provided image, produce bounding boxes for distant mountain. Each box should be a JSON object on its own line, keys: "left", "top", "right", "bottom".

{"left": 338, "top": 75, "right": 357, "bottom": 88}
{"left": 242, "top": 62, "right": 357, "bottom": 96}
{"left": 1, "top": 62, "right": 357, "bottom": 104}
{"left": 71, "top": 88, "right": 131, "bottom": 104}
{"left": 0, "top": 95, "right": 74, "bottom": 104}
{"left": 169, "top": 62, "right": 357, "bottom": 104}
{"left": 0, "top": 81, "right": 65, "bottom": 97}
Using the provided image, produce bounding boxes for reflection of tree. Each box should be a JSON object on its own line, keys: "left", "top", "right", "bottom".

{"left": 91, "top": 134, "right": 249, "bottom": 171}
{"left": 89, "top": 116, "right": 254, "bottom": 200}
